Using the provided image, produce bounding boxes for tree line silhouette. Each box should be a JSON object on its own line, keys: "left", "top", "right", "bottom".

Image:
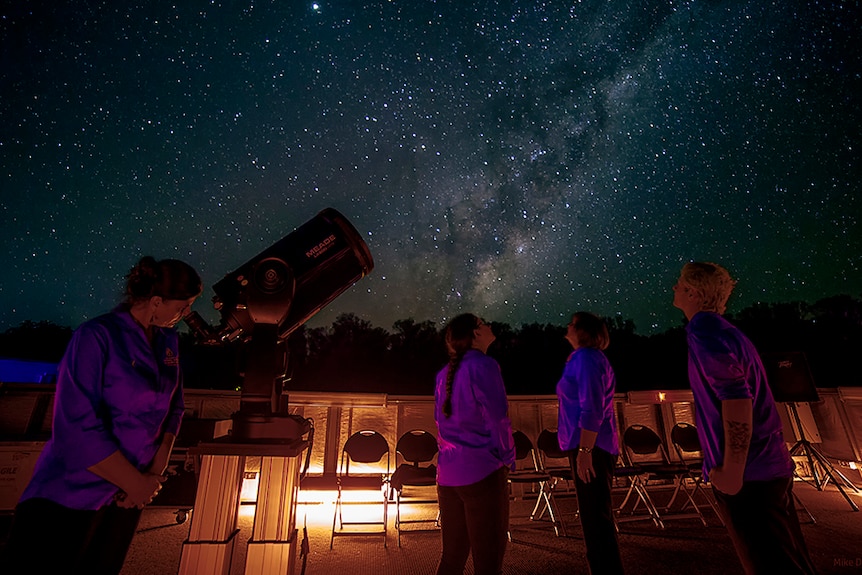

{"left": 1, "top": 294, "right": 860, "bottom": 395}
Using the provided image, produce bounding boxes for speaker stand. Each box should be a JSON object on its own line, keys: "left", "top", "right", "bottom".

{"left": 786, "top": 402, "right": 859, "bottom": 512}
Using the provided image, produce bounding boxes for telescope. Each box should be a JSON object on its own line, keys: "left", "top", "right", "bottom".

{"left": 185, "top": 207, "right": 373, "bottom": 441}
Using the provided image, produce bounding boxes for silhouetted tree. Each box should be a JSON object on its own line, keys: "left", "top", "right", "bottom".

{"left": 728, "top": 297, "right": 862, "bottom": 387}
{"left": 492, "top": 322, "right": 569, "bottom": 395}
{"left": 5, "top": 293, "right": 861, "bottom": 393}
{"left": 0, "top": 321, "right": 72, "bottom": 362}
{"left": 389, "top": 318, "right": 446, "bottom": 394}
{"left": 806, "top": 295, "right": 862, "bottom": 387}
{"left": 289, "top": 313, "right": 400, "bottom": 393}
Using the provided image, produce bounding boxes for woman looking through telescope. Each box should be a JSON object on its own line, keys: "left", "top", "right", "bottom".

{"left": 2, "top": 256, "right": 201, "bottom": 575}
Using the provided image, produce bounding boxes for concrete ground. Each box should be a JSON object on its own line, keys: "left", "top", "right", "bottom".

{"left": 101, "top": 480, "right": 862, "bottom": 575}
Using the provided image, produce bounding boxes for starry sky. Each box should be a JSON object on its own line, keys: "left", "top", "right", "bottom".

{"left": 2, "top": 1, "right": 860, "bottom": 336}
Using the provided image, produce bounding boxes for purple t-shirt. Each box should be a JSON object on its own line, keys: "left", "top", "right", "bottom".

{"left": 686, "top": 312, "right": 793, "bottom": 482}
{"left": 21, "top": 307, "right": 185, "bottom": 510}
{"left": 556, "top": 347, "right": 619, "bottom": 456}
{"left": 434, "top": 349, "right": 515, "bottom": 487}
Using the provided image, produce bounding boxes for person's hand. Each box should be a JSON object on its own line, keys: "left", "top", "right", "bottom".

{"left": 113, "top": 491, "right": 134, "bottom": 509}
{"left": 121, "top": 472, "right": 167, "bottom": 509}
{"left": 576, "top": 450, "right": 595, "bottom": 483}
{"left": 146, "top": 459, "right": 169, "bottom": 477}
{"left": 709, "top": 465, "right": 743, "bottom": 495}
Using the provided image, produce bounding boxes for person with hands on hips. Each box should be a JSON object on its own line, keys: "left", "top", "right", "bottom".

{"left": 673, "top": 261, "right": 816, "bottom": 575}
{"left": 2, "top": 256, "right": 201, "bottom": 575}
{"left": 556, "top": 311, "right": 625, "bottom": 575}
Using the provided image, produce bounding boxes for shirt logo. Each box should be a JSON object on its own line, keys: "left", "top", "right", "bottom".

{"left": 164, "top": 347, "right": 179, "bottom": 366}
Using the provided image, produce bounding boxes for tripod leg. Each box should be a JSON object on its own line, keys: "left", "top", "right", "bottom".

{"left": 789, "top": 440, "right": 821, "bottom": 490}
{"left": 787, "top": 404, "right": 826, "bottom": 490}
{"left": 806, "top": 444, "right": 859, "bottom": 512}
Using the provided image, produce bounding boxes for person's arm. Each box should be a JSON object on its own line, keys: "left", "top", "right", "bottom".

{"left": 88, "top": 451, "right": 166, "bottom": 509}
{"left": 472, "top": 357, "right": 516, "bottom": 468}
{"left": 688, "top": 327, "right": 752, "bottom": 494}
{"left": 146, "top": 432, "right": 176, "bottom": 476}
{"left": 576, "top": 428, "right": 598, "bottom": 483}
{"left": 573, "top": 351, "right": 605, "bottom": 483}
{"left": 708, "top": 398, "right": 752, "bottom": 495}
{"left": 162, "top": 362, "right": 186, "bottom": 440}
{"left": 52, "top": 326, "right": 123, "bottom": 465}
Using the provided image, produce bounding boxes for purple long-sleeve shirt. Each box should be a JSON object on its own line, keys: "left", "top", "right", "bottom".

{"left": 556, "top": 347, "right": 619, "bottom": 456}
{"left": 434, "top": 349, "right": 515, "bottom": 486}
{"left": 686, "top": 312, "right": 793, "bottom": 482}
{"left": 20, "top": 306, "right": 185, "bottom": 510}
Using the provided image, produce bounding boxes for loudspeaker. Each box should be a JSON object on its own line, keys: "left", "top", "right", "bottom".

{"left": 762, "top": 351, "right": 820, "bottom": 403}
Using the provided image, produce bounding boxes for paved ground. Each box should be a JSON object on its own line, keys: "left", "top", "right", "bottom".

{"left": 2, "top": 481, "right": 860, "bottom": 574}
{"left": 113, "top": 481, "right": 862, "bottom": 575}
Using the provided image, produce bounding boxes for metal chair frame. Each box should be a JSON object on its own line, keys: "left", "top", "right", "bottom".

{"left": 535, "top": 429, "right": 578, "bottom": 526}
{"left": 330, "top": 430, "right": 391, "bottom": 548}
{"left": 670, "top": 422, "right": 726, "bottom": 525}
{"left": 509, "top": 430, "right": 565, "bottom": 537}
{"left": 621, "top": 424, "right": 706, "bottom": 527}
{"left": 390, "top": 429, "right": 440, "bottom": 546}
{"left": 612, "top": 456, "right": 666, "bottom": 528}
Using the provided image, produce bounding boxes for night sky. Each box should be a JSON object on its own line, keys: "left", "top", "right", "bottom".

{"left": 2, "top": 1, "right": 860, "bottom": 336}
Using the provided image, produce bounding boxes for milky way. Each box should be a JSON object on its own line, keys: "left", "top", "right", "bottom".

{"left": 2, "top": 1, "right": 860, "bottom": 335}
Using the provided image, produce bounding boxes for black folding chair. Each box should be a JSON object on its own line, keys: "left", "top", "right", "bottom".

{"left": 509, "top": 431, "right": 565, "bottom": 537}
{"left": 536, "top": 429, "right": 575, "bottom": 486}
{"left": 330, "top": 430, "right": 391, "bottom": 548}
{"left": 613, "top": 453, "right": 664, "bottom": 528}
{"left": 535, "top": 429, "right": 578, "bottom": 527}
{"left": 622, "top": 424, "right": 706, "bottom": 526}
{"left": 670, "top": 422, "right": 726, "bottom": 525}
{"left": 390, "top": 429, "right": 439, "bottom": 546}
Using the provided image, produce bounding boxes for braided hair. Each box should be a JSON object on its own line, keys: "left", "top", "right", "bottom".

{"left": 124, "top": 256, "right": 202, "bottom": 304}
{"left": 442, "top": 313, "right": 480, "bottom": 418}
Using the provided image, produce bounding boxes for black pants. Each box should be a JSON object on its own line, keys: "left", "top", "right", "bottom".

{"left": 713, "top": 477, "right": 817, "bottom": 575}
{"left": 568, "top": 447, "right": 625, "bottom": 575}
{"left": 1, "top": 497, "right": 143, "bottom": 575}
{"left": 436, "top": 466, "right": 510, "bottom": 575}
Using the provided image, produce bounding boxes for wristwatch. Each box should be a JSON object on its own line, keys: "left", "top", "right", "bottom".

{"left": 578, "top": 446, "right": 593, "bottom": 454}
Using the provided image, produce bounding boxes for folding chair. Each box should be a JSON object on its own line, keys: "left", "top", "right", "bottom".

{"left": 330, "top": 430, "right": 391, "bottom": 548}
{"left": 670, "top": 422, "right": 725, "bottom": 525}
{"left": 509, "top": 431, "right": 565, "bottom": 537}
{"left": 535, "top": 429, "right": 578, "bottom": 528}
{"left": 536, "top": 429, "right": 575, "bottom": 486}
{"left": 613, "top": 454, "right": 664, "bottom": 528}
{"left": 390, "top": 429, "right": 439, "bottom": 546}
{"left": 622, "top": 424, "right": 706, "bottom": 526}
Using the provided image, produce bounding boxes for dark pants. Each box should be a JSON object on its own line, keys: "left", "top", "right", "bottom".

{"left": 1, "top": 497, "right": 142, "bottom": 575}
{"left": 436, "top": 466, "right": 510, "bottom": 575}
{"left": 713, "top": 477, "right": 817, "bottom": 575}
{"left": 568, "top": 447, "right": 625, "bottom": 575}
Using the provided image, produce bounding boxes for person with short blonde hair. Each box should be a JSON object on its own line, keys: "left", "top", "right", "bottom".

{"left": 673, "top": 262, "right": 815, "bottom": 575}
{"left": 678, "top": 261, "right": 737, "bottom": 315}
